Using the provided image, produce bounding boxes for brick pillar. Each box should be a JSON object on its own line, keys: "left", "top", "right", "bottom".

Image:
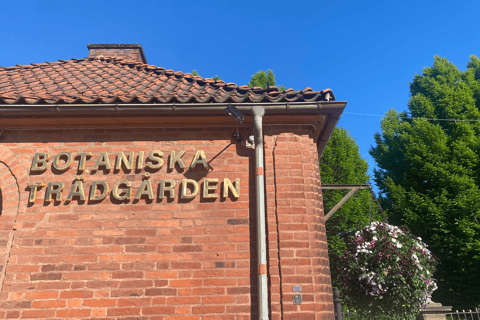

{"left": 265, "top": 128, "right": 334, "bottom": 320}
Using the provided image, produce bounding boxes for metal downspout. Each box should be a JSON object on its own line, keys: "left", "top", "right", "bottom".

{"left": 252, "top": 106, "right": 269, "bottom": 320}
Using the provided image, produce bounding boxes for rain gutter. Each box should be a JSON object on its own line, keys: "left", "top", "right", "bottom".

{"left": 0, "top": 101, "right": 346, "bottom": 117}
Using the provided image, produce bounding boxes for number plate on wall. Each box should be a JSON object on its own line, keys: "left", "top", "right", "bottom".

{"left": 293, "top": 294, "right": 302, "bottom": 305}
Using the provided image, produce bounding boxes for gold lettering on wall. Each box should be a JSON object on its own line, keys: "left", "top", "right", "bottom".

{"left": 76, "top": 152, "right": 92, "bottom": 171}
{"left": 146, "top": 150, "right": 164, "bottom": 169}
{"left": 223, "top": 178, "right": 240, "bottom": 198}
{"left": 203, "top": 178, "right": 218, "bottom": 198}
{"left": 135, "top": 180, "right": 154, "bottom": 200}
{"left": 180, "top": 179, "right": 199, "bottom": 199}
{"left": 52, "top": 152, "right": 72, "bottom": 171}
{"left": 28, "top": 182, "right": 45, "bottom": 203}
{"left": 137, "top": 151, "right": 145, "bottom": 170}
{"left": 45, "top": 182, "right": 64, "bottom": 202}
{"left": 66, "top": 181, "right": 86, "bottom": 201}
{"left": 28, "top": 150, "right": 242, "bottom": 205}
{"left": 90, "top": 181, "right": 109, "bottom": 201}
{"left": 30, "top": 152, "right": 49, "bottom": 172}
{"left": 112, "top": 180, "right": 132, "bottom": 201}
{"left": 169, "top": 151, "right": 185, "bottom": 169}
{"left": 190, "top": 150, "right": 208, "bottom": 169}
{"left": 94, "top": 152, "right": 111, "bottom": 170}
{"left": 115, "top": 151, "right": 134, "bottom": 170}
{"left": 159, "top": 179, "right": 176, "bottom": 199}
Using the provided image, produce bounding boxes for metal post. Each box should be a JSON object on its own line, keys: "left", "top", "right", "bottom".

{"left": 334, "top": 288, "right": 343, "bottom": 320}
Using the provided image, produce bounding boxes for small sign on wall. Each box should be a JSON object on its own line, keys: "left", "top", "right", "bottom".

{"left": 293, "top": 294, "right": 302, "bottom": 305}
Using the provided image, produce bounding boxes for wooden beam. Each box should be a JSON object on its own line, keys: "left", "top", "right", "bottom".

{"left": 324, "top": 186, "right": 361, "bottom": 222}
{"left": 321, "top": 184, "right": 370, "bottom": 190}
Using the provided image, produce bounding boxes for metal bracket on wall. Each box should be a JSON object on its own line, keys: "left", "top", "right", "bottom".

{"left": 321, "top": 184, "right": 371, "bottom": 221}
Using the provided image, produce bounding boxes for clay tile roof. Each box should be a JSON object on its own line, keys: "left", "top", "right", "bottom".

{"left": 0, "top": 57, "right": 335, "bottom": 105}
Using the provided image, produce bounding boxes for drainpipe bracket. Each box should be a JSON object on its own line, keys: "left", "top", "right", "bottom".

{"left": 257, "top": 264, "right": 267, "bottom": 275}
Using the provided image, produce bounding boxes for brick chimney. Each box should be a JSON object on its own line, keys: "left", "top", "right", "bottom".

{"left": 87, "top": 44, "right": 147, "bottom": 63}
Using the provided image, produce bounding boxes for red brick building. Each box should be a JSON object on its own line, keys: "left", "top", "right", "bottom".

{"left": 0, "top": 44, "right": 346, "bottom": 319}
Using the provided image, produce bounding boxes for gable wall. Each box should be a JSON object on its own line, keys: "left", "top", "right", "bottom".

{"left": 0, "top": 125, "right": 333, "bottom": 320}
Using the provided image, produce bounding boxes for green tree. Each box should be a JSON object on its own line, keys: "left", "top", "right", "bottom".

{"left": 320, "top": 127, "right": 382, "bottom": 290}
{"left": 248, "top": 69, "right": 285, "bottom": 91}
{"left": 191, "top": 70, "right": 220, "bottom": 81}
{"left": 370, "top": 56, "right": 480, "bottom": 310}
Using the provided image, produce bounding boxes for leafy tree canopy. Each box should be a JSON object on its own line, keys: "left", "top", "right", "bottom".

{"left": 320, "top": 127, "right": 383, "bottom": 289}
{"left": 248, "top": 69, "right": 285, "bottom": 91}
{"left": 370, "top": 55, "right": 480, "bottom": 310}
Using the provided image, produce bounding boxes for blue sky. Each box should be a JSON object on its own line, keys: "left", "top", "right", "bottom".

{"left": 2, "top": 0, "right": 480, "bottom": 189}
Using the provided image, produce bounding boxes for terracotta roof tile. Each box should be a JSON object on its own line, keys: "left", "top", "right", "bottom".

{"left": 0, "top": 57, "right": 335, "bottom": 105}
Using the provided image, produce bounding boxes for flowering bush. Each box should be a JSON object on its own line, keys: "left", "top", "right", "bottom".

{"left": 339, "top": 221, "right": 437, "bottom": 318}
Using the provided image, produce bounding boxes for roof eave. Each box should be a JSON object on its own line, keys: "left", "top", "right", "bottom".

{"left": 0, "top": 100, "right": 346, "bottom": 158}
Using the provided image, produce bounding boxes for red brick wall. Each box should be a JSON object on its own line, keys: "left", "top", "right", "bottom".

{"left": 0, "top": 125, "right": 333, "bottom": 319}
{"left": 264, "top": 127, "right": 334, "bottom": 320}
